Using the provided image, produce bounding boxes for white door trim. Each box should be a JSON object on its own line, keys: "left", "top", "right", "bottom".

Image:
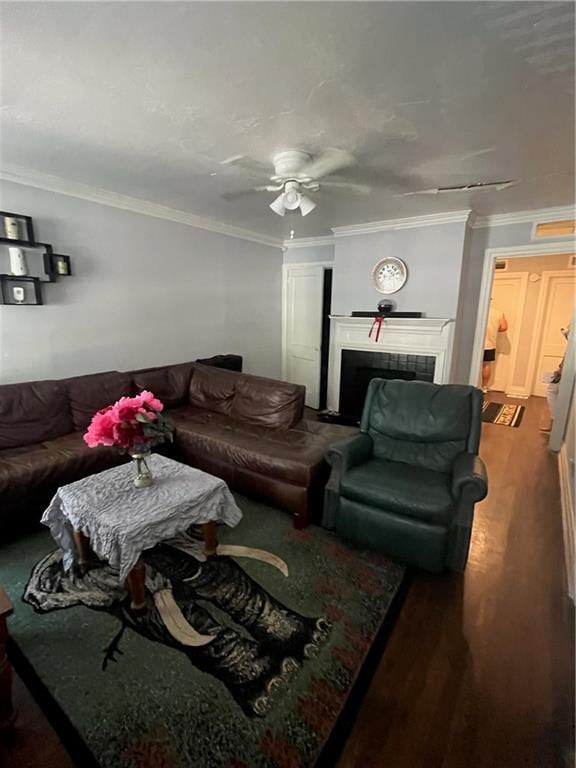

{"left": 281, "top": 261, "right": 333, "bottom": 381}
{"left": 490, "top": 271, "right": 529, "bottom": 396}
{"left": 469, "top": 241, "right": 576, "bottom": 387}
{"left": 524, "top": 270, "right": 575, "bottom": 397}
{"left": 558, "top": 443, "right": 575, "bottom": 601}
{"left": 549, "top": 304, "right": 576, "bottom": 452}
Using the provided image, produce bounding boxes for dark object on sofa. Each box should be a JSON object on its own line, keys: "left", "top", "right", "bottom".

{"left": 195, "top": 354, "right": 242, "bottom": 372}
{"left": 0, "top": 361, "right": 354, "bottom": 536}
{"left": 323, "top": 379, "right": 488, "bottom": 572}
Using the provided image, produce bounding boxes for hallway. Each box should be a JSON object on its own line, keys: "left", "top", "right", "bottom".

{"left": 339, "top": 395, "right": 574, "bottom": 768}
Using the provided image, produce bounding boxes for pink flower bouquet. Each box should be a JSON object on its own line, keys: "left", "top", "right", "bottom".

{"left": 83, "top": 390, "right": 174, "bottom": 451}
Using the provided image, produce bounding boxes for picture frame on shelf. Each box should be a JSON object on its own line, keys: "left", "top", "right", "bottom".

{"left": 0, "top": 275, "right": 43, "bottom": 305}
{"left": 51, "top": 253, "right": 72, "bottom": 276}
{"left": 0, "top": 211, "right": 35, "bottom": 246}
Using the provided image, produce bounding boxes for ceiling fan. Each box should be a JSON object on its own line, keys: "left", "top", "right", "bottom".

{"left": 221, "top": 149, "right": 370, "bottom": 216}
{"left": 220, "top": 148, "right": 519, "bottom": 216}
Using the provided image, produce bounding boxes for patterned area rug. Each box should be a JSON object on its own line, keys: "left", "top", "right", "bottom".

{"left": 0, "top": 495, "right": 406, "bottom": 768}
{"left": 482, "top": 401, "right": 525, "bottom": 428}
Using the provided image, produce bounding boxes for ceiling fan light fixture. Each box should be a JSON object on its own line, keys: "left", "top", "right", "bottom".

{"left": 283, "top": 188, "right": 301, "bottom": 211}
{"left": 269, "top": 193, "right": 286, "bottom": 216}
{"left": 299, "top": 195, "right": 317, "bottom": 216}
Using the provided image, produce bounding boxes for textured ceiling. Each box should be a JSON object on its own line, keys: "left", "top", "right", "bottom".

{"left": 0, "top": 2, "right": 574, "bottom": 240}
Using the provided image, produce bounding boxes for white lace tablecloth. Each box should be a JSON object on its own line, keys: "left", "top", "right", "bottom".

{"left": 41, "top": 455, "right": 243, "bottom": 582}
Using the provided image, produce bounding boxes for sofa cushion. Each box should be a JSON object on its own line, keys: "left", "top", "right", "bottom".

{"left": 188, "top": 364, "right": 237, "bottom": 415}
{"left": 0, "top": 379, "right": 73, "bottom": 450}
{"left": 231, "top": 375, "right": 304, "bottom": 430}
{"left": 340, "top": 458, "right": 454, "bottom": 525}
{"left": 66, "top": 371, "right": 133, "bottom": 431}
{"left": 0, "top": 442, "right": 76, "bottom": 494}
{"left": 133, "top": 362, "right": 194, "bottom": 408}
{"left": 173, "top": 412, "right": 326, "bottom": 486}
{"left": 48, "top": 432, "right": 127, "bottom": 477}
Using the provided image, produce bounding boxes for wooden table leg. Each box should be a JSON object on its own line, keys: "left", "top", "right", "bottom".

{"left": 72, "top": 530, "right": 91, "bottom": 576}
{"left": 0, "top": 586, "right": 14, "bottom": 738}
{"left": 202, "top": 521, "right": 219, "bottom": 558}
{"left": 126, "top": 559, "right": 147, "bottom": 613}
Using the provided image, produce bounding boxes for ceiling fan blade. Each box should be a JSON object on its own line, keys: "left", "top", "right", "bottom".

{"left": 330, "top": 166, "right": 427, "bottom": 192}
{"left": 298, "top": 149, "right": 356, "bottom": 180}
{"left": 221, "top": 185, "right": 276, "bottom": 201}
{"left": 320, "top": 181, "right": 372, "bottom": 196}
{"left": 219, "top": 155, "right": 271, "bottom": 177}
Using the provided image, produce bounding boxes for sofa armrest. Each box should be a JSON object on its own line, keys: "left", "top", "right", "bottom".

{"left": 323, "top": 434, "right": 373, "bottom": 529}
{"left": 452, "top": 453, "right": 488, "bottom": 502}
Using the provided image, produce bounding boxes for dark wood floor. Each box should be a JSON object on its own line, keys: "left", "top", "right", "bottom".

{"left": 2, "top": 396, "right": 574, "bottom": 768}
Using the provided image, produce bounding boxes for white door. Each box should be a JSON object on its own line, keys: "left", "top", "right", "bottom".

{"left": 531, "top": 270, "right": 575, "bottom": 397}
{"left": 489, "top": 273, "right": 528, "bottom": 392}
{"left": 283, "top": 265, "right": 324, "bottom": 408}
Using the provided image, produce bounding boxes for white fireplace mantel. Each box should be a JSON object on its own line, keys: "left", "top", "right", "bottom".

{"left": 327, "top": 315, "right": 455, "bottom": 411}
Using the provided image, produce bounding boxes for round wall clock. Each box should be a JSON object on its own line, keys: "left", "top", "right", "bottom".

{"left": 372, "top": 256, "right": 408, "bottom": 294}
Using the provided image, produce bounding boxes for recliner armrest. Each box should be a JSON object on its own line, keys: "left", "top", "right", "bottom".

{"left": 325, "top": 433, "right": 373, "bottom": 475}
{"left": 323, "top": 433, "right": 373, "bottom": 530}
{"left": 452, "top": 453, "right": 488, "bottom": 502}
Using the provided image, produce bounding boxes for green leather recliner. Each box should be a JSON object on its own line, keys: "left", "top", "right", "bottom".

{"left": 323, "top": 379, "right": 488, "bottom": 572}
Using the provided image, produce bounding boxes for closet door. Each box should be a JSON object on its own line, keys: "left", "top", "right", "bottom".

{"left": 531, "top": 270, "right": 576, "bottom": 397}
{"left": 283, "top": 265, "right": 324, "bottom": 408}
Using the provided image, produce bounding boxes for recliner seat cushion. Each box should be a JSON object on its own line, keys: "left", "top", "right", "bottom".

{"left": 340, "top": 458, "right": 454, "bottom": 525}
{"left": 364, "top": 380, "right": 473, "bottom": 473}
{"left": 0, "top": 380, "right": 73, "bottom": 450}
{"left": 66, "top": 371, "right": 133, "bottom": 431}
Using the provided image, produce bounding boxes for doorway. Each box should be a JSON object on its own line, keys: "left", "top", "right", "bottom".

{"left": 478, "top": 252, "right": 574, "bottom": 436}
{"left": 282, "top": 262, "right": 333, "bottom": 409}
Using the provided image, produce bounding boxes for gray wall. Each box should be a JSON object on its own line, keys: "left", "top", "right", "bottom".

{"left": 283, "top": 243, "right": 334, "bottom": 264}
{"left": 331, "top": 222, "right": 468, "bottom": 318}
{"left": 0, "top": 182, "right": 282, "bottom": 384}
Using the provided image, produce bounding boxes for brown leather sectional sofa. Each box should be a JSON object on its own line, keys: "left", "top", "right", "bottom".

{"left": 0, "top": 360, "right": 354, "bottom": 535}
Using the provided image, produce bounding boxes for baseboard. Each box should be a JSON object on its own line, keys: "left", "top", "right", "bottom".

{"left": 505, "top": 388, "right": 530, "bottom": 399}
{"left": 558, "top": 445, "right": 575, "bottom": 601}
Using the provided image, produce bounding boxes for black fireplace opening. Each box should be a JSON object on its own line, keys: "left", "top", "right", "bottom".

{"left": 338, "top": 350, "right": 435, "bottom": 423}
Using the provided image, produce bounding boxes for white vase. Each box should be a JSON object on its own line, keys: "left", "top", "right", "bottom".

{"left": 8, "top": 247, "right": 28, "bottom": 276}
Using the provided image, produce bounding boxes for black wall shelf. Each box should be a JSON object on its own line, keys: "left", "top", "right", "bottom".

{"left": 0, "top": 212, "right": 71, "bottom": 305}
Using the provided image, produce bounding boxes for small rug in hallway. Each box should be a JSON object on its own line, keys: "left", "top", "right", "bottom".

{"left": 0, "top": 496, "right": 406, "bottom": 768}
{"left": 482, "top": 401, "right": 525, "bottom": 428}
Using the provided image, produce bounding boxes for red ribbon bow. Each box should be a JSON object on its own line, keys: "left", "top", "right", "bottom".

{"left": 369, "top": 316, "right": 384, "bottom": 342}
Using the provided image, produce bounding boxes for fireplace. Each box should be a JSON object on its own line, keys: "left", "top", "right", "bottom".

{"left": 339, "top": 350, "right": 435, "bottom": 422}
{"left": 327, "top": 316, "right": 455, "bottom": 414}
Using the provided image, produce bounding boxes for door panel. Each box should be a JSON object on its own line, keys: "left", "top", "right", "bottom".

{"left": 532, "top": 272, "right": 575, "bottom": 397}
{"left": 489, "top": 273, "right": 527, "bottom": 392}
{"left": 285, "top": 266, "right": 324, "bottom": 408}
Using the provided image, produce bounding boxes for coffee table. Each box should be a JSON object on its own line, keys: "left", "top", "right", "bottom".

{"left": 41, "top": 454, "right": 243, "bottom": 611}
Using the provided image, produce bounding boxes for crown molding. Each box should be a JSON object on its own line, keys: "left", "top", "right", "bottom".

{"left": 0, "top": 166, "right": 284, "bottom": 249}
{"left": 283, "top": 235, "right": 335, "bottom": 249}
{"left": 471, "top": 204, "right": 576, "bottom": 229}
{"left": 331, "top": 210, "right": 472, "bottom": 237}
